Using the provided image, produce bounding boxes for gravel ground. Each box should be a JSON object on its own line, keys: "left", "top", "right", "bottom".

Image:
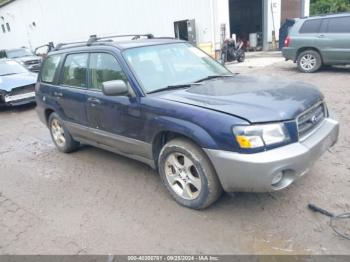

{"left": 0, "top": 57, "right": 349, "bottom": 255}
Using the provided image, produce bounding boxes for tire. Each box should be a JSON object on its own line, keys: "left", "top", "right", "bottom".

{"left": 297, "top": 50, "right": 322, "bottom": 73}
{"left": 158, "top": 138, "right": 223, "bottom": 209}
{"left": 48, "top": 112, "right": 79, "bottom": 153}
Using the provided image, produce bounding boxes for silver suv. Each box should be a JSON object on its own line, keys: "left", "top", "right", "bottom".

{"left": 282, "top": 13, "right": 350, "bottom": 73}
{"left": 0, "top": 48, "right": 42, "bottom": 72}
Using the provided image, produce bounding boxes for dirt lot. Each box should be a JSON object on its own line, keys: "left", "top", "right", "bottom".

{"left": 0, "top": 57, "right": 349, "bottom": 255}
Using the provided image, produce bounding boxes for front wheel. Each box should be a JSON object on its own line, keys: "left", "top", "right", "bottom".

{"left": 297, "top": 50, "right": 322, "bottom": 73}
{"left": 158, "top": 138, "right": 223, "bottom": 209}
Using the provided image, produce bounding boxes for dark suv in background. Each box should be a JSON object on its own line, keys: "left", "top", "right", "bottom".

{"left": 0, "top": 47, "right": 42, "bottom": 72}
{"left": 283, "top": 13, "right": 350, "bottom": 73}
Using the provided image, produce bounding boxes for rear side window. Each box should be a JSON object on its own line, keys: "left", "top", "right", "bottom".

{"left": 61, "top": 53, "right": 88, "bottom": 88}
{"left": 300, "top": 19, "right": 321, "bottom": 33}
{"left": 89, "top": 53, "right": 128, "bottom": 90}
{"left": 327, "top": 17, "right": 350, "bottom": 33}
{"left": 41, "top": 55, "right": 61, "bottom": 83}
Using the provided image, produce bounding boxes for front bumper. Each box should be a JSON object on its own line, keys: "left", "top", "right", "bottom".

{"left": 0, "top": 95, "right": 36, "bottom": 107}
{"left": 205, "top": 118, "right": 339, "bottom": 192}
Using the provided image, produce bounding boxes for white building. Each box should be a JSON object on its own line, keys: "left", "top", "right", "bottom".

{"left": 0, "top": 0, "right": 310, "bottom": 54}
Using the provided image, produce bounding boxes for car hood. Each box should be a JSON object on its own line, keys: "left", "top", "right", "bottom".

{"left": 0, "top": 72, "right": 38, "bottom": 92}
{"left": 15, "top": 56, "right": 42, "bottom": 63}
{"left": 157, "top": 75, "right": 324, "bottom": 123}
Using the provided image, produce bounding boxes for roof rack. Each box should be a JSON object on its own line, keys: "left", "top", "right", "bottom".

{"left": 53, "top": 41, "right": 87, "bottom": 51}
{"left": 53, "top": 34, "right": 155, "bottom": 51}
{"left": 34, "top": 42, "right": 55, "bottom": 54}
{"left": 86, "top": 34, "right": 154, "bottom": 45}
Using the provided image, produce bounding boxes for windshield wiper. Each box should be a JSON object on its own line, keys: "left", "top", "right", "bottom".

{"left": 147, "top": 83, "right": 201, "bottom": 94}
{"left": 195, "top": 74, "right": 237, "bottom": 83}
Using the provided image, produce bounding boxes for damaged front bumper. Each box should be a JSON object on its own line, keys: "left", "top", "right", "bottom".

{"left": 205, "top": 118, "right": 339, "bottom": 192}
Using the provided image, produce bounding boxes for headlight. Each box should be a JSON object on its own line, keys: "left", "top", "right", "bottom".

{"left": 233, "top": 123, "right": 290, "bottom": 149}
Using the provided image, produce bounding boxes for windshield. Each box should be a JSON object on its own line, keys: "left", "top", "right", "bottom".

{"left": 6, "top": 48, "right": 33, "bottom": 59}
{"left": 0, "top": 60, "right": 28, "bottom": 76}
{"left": 123, "top": 43, "right": 230, "bottom": 93}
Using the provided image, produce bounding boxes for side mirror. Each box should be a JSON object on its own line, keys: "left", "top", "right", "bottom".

{"left": 102, "top": 80, "right": 129, "bottom": 96}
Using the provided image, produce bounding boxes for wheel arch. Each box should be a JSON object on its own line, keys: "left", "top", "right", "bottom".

{"left": 44, "top": 108, "right": 55, "bottom": 126}
{"left": 295, "top": 47, "right": 323, "bottom": 63}
{"left": 151, "top": 127, "right": 217, "bottom": 169}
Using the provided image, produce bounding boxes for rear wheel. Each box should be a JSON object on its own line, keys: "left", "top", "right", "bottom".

{"left": 49, "top": 113, "right": 79, "bottom": 153}
{"left": 297, "top": 50, "right": 322, "bottom": 73}
{"left": 158, "top": 138, "right": 223, "bottom": 209}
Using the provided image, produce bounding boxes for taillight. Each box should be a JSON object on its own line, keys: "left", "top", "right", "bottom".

{"left": 284, "top": 36, "right": 291, "bottom": 47}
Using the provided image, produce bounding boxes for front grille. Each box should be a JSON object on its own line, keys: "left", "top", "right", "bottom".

{"left": 24, "top": 60, "right": 41, "bottom": 66}
{"left": 10, "top": 84, "right": 35, "bottom": 96}
{"left": 297, "top": 102, "right": 326, "bottom": 138}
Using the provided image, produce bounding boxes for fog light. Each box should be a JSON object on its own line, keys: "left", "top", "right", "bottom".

{"left": 272, "top": 172, "right": 283, "bottom": 186}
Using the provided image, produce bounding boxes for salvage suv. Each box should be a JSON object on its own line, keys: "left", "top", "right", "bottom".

{"left": 36, "top": 35, "right": 339, "bottom": 209}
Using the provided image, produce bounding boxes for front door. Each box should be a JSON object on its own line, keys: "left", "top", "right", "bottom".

{"left": 85, "top": 52, "right": 149, "bottom": 158}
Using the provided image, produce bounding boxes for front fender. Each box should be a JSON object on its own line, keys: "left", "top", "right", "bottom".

{"left": 148, "top": 116, "right": 219, "bottom": 150}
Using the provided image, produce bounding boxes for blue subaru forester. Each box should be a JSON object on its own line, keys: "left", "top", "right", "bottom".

{"left": 36, "top": 35, "right": 339, "bottom": 209}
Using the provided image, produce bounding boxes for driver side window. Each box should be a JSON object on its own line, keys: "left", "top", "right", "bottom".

{"left": 89, "top": 53, "right": 128, "bottom": 91}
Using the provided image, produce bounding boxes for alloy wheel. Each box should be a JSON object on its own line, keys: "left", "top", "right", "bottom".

{"left": 300, "top": 54, "right": 316, "bottom": 71}
{"left": 51, "top": 119, "right": 66, "bottom": 148}
{"left": 164, "top": 153, "right": 202, "bottom": 200}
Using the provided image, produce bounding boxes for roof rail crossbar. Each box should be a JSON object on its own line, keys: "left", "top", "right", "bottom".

{"left": 152, "top": 37, "right": 176, "bottom": 40}
{"left": 54, "top": 41, "right": 87, "bottom": 51}
{"left": 98, "top": 34, "right": 154, "bottom": 40}
{"left": 34, "top": 42, "right": 55, "bottom": 53}
{"left": 86, "top": 34, "right": 154, "bottom": 45}
{"left": 53, "top": 33, "right": 156, "bottom": 51}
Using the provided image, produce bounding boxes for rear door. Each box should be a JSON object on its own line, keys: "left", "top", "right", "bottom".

{"left": 318, "top": 16, "right": 350, "bottom": 64}
{"left": 298, "top": 19, "right": 322, "bottom": 50}
{"left": 85, "top": 52, "right": 149, "bottom": 158}
{"left": 57, "top": 53, "right": 89, "bottom": 126}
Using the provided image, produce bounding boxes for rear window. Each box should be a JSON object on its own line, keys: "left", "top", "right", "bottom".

{"left": 61, "top": 53, "right": 88, "bottom": 88}
{"left": 41, "top": 55, "right": 61, "bottom": 83}
{"left": 300, "top": 19, "right": 322, "bottom": 33}
{"left": 327, "top": 16, "right": 350, "bottom": 33}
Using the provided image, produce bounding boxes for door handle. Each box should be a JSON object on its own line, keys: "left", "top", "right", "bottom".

{"left": 318, "top": 34, "right": 325, "bottom": 38}
{"left": 53, "top": 92, "right": 63, "bottom": 97}
{"left": 87, "top": 97, "right": 101, "bottom": 104}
